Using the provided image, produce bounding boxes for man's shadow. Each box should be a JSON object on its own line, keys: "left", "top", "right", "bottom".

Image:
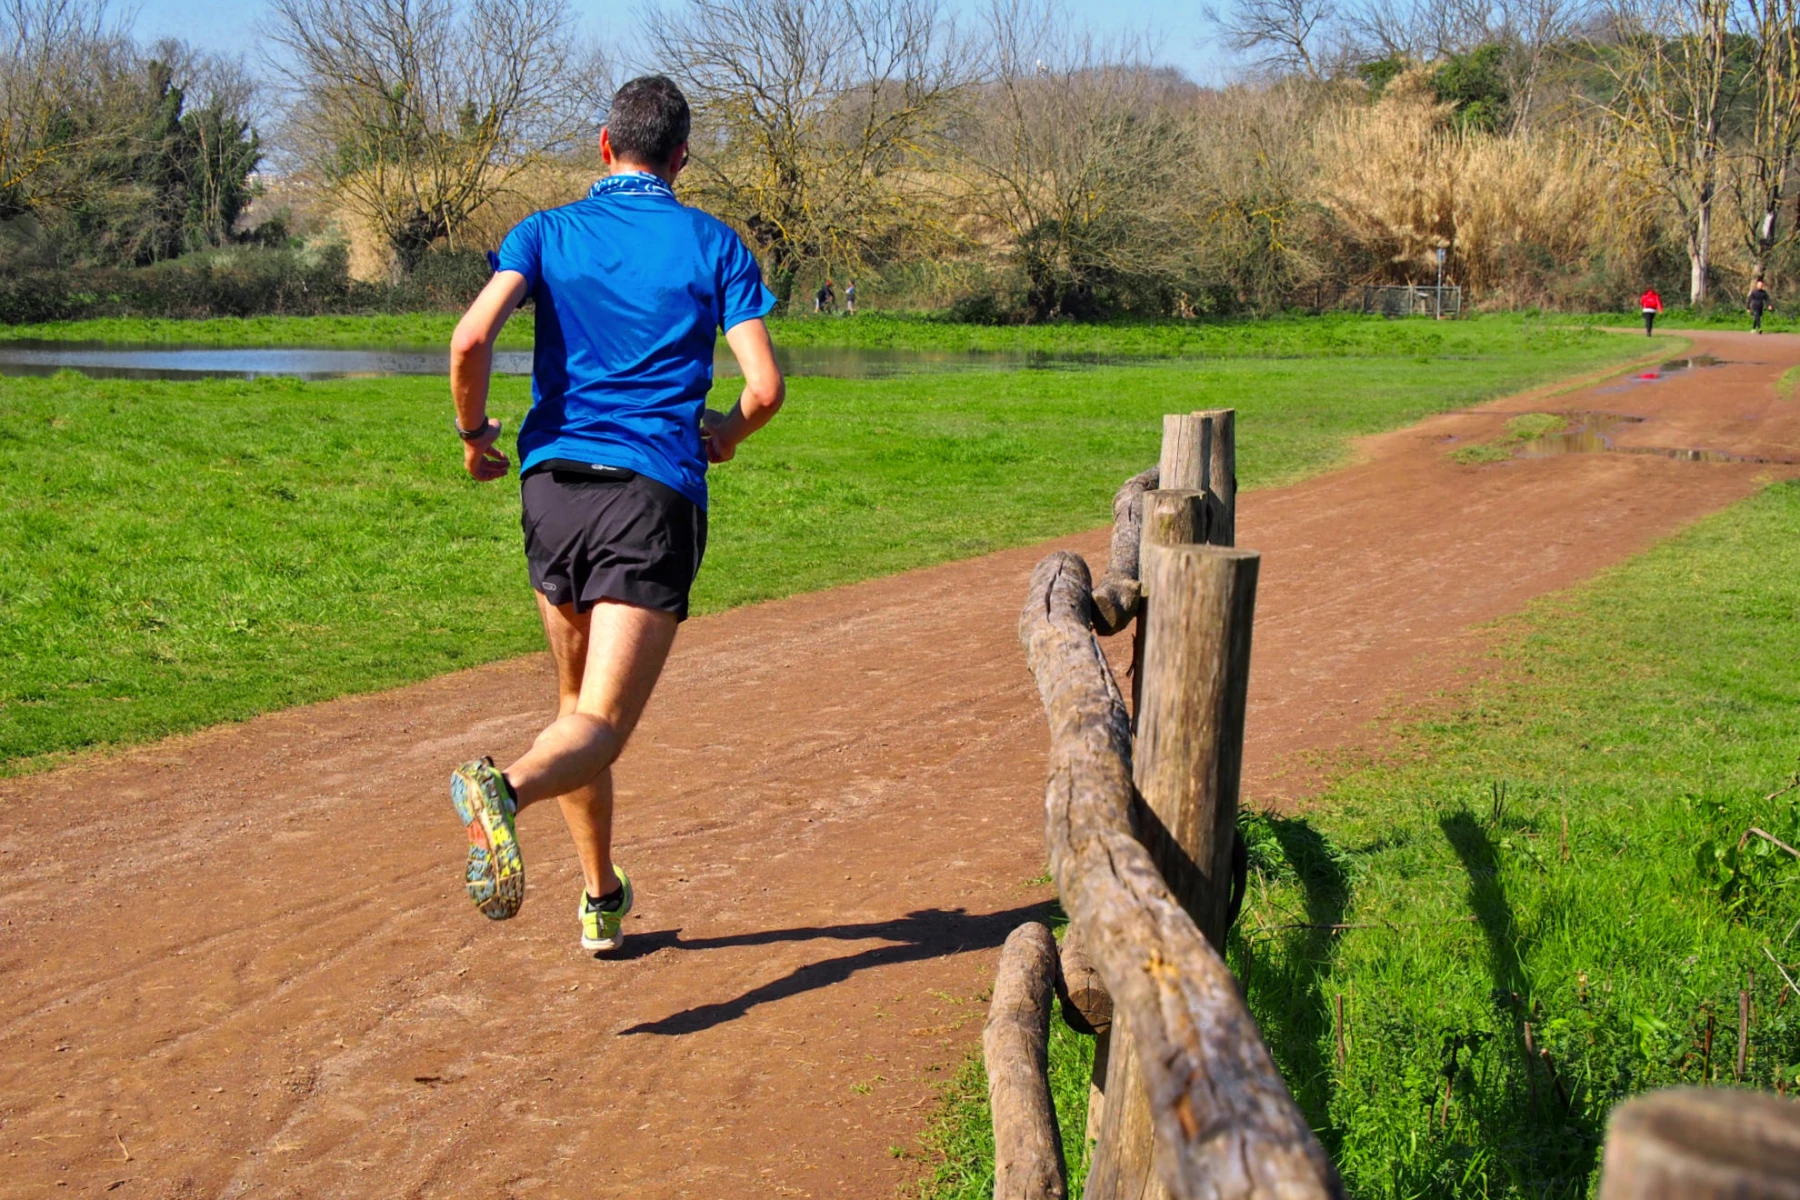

{"left": 1231, "top": 816, "right": 1350, "bottom": 1132}
{"left": 1441, "top": 804, "right": 1602, "bottom": 1186}
{"left": 614, "top": 903, "right": 1051, "bottom": 1036}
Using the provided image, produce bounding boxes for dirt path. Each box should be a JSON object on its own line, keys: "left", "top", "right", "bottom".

{"left": 5, "top": 331, "right": 1799, "bottom": 1200}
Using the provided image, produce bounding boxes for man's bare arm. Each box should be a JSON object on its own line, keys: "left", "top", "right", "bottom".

{"left": 450, "top": 270, "right": 530, "bottom": 482}
{"left": 704, "top": 318, "right": 785, "bottom": 463}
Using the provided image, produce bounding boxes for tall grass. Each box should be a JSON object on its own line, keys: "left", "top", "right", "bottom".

{"left": 1317, "top": 73, "right": 1648, "bottom": 309}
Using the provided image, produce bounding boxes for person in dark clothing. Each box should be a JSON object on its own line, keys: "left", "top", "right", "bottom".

{"left": 1640, "top": 287, "right": 1663, "bottom": 336}
{"left": 1748, "top": 278, "right": 1771, "bottom": 333}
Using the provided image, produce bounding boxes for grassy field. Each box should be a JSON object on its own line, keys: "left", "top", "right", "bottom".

{"left": 919, "top": 480, "right": 1800, "bottom": 1198}
{"left": 0, "top": 308, "right": 1700, "bottom": 356}
{"left": 0, "top": 318, "right": 1656, "bottom": 772}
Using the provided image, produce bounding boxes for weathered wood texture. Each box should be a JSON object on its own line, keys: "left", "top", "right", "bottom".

{"left": 1198, "top": 410, "right": 1236, "bottom": 547}
{"left": 1019, "top": 551, "right": 1341, "bottom": 1200}
{"left": 1086, "top": 1006, "right": 1166, "bottom": 1200}
{"left": 985, "top": 921, "right": 1068, "bottom": 1200}
{"left": 1090, "top": 544, "right": 1260, "bottom": 1200}
{"left": 1599, "top": 1087, "right": 1800, "bottom": 1199}
{"left": 1133, "top": 544, "right": 1259, "bottom": 945}
{"left": 1155, "top": 411, "right": 1235, "bottom": 547}
{"left": 1159, "top": 415, "right": 1208, "bottom": 491}
{"left": 1056, "top": 927, "right": 1112, "bottom": 1037}
{"left": 1137, "top": 491, "right": 1209, "bottom": 597}
{"left": 1092, "top": 467, "right": 1159, "bottom": 636}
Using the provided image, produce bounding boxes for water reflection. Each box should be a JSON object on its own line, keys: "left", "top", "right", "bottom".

{"left": 0, "top": 340, "right": 1150, "bottom": 382}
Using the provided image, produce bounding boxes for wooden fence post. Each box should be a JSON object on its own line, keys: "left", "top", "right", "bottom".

{"left": 1201, "top": 410, "right": 1236, "bottom": 548}
{"left": 1133, "top": 543, "right": 1259, "bottom": 942}
{"left": 1155, "top": 410, "right": 1235, "bottom": 547}
{"left": 1089, "top": 413, "right": 1246, "bottom": 1200}
{"left": 1021, "top": 551, "right": 1340, "bottom": 1200}
{"left": 1086, "top": 544, "right": 1259, "bottom": 1200}
{"left": 1599, "top": 1087, "right": 1800, "bottom": 1198}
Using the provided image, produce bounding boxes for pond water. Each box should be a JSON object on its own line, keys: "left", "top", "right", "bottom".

{"left": 0, "top": 341, "right": 1145, "bottom": 381}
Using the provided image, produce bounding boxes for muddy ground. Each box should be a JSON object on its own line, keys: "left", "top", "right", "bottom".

{"left": 4, "top": 331, "right": 1799, "bottom": 1198}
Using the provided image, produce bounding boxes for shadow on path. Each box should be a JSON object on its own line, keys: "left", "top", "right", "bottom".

{"left": 617, "top": 903, "right": 1050, "bottom": 1036}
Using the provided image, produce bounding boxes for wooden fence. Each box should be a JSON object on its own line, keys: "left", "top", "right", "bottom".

{"left": 984, "top": 410, "right": 1800, "bottom": 1200}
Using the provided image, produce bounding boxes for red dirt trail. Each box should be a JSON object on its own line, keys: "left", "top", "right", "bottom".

{"left": 5, "top": 331, "right": 1800, "bottom": 1199}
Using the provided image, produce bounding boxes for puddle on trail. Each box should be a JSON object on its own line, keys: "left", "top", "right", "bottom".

{"left": 1509, "top": 410, "right": 1794, "bottom": 464}
{"left": 1602, "top": 354, "right": 1731, "bottom": 390}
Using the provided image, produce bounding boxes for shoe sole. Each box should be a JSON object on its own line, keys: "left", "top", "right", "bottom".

{"left": 451, "top": 766, "right": 524, "bottom": 920}
{"left": 579, "top": 870, "right": 633, "bottom": 952}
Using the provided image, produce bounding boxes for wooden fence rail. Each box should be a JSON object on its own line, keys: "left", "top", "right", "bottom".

{"left": 985, "top": 409, "right": 1800, "bottom": 1199}
{"left": 1015, "top": 545, "right": 1341, "bottom": 1199}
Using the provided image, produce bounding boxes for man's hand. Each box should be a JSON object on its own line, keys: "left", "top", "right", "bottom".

{"left": 463, "top": 418, "right": 510, "bottom": 481}
{"left": 451, "top": 270, "right": 527, "bottom": 483}
{"left": 700, "top": 408, "right": 737, "bottom": 463}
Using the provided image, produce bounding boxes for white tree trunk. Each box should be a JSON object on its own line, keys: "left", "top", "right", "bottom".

{"left": 1690, "top": 202, "right": 1712, "bottom": 304}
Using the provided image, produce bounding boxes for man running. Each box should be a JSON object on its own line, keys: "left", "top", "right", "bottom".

{"left": 1748, "top": 277, "right": 1771, "bottom": 334}
{"left": 445, "top": 75, "right": 784, "bottom": 953}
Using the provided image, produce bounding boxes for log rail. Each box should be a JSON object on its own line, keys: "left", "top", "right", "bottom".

{"left": 980, "top": 410, "right": 1800, "bottom": 1199}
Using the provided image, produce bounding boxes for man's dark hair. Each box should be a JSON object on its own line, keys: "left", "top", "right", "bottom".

{"left": 606, "top": 75, "right": 691, "bottom": 167}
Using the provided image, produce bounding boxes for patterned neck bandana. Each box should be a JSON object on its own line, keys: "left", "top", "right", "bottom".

{"left": 589, "top": 172, "right": 675, "bottom": 200}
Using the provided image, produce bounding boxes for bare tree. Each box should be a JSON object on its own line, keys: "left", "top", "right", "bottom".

{"left": 958, "top": 0, "right": 1198, "bottom": 318}
{"left": 647, "top": 0, "right": 968, "bottom": 306}
{"left": 1729, "top": 0, "right": 1800, "bottom": 279}
{"left": 1593, "top": 0, "right": 1734, "bottom": 302}
{"left": 1490, "top": 0, "right": 1594, "bottom": 129}
{"left": 1346, "top": 0, "right": 1468, "bottom": 60}
{"left": 0, "top": 0, "right": 121, "bottom": 219}
{"left": 264, "top": 0, "right": 605, "bottom": 272}
{"left": 1206, "top": 0, "right": 1340, "bottom": 78}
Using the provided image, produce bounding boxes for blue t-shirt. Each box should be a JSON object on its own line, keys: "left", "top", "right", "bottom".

{"left": 497, "top": 172, "right": 777, "bottom": 509}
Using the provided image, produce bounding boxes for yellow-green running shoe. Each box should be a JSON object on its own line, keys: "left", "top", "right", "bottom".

{"left": 579, "top": 866, "right": 633, "bottom": 952}
{"left": 450, "top": 758, "right": 524, "bottom": 920}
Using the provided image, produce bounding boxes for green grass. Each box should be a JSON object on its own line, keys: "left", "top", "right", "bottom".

{"left": 920, "top": 479, "right": 1800, "bottom": 1198}
{"left": 1634, "top": 306, "right": 1796, "bottom": 334}
{"left": 0, "top": 309, "right": 1671, "bottom": 358}
{"left": 0, "top": 322, "right": 1649, "bottom": 772}
{"left": 916, "top": 996, "right": 1097, "bottom": 1199}
{"left": 1448, "top": 412, "right": 1568, "bottom": 464}
{"left": 1779, "top": 365, "right": 1800, "bottom": 399}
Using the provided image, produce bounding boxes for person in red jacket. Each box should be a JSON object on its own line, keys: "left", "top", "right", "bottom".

{"left": 1640, "top": 287, "right": 1664, "bottom": 336}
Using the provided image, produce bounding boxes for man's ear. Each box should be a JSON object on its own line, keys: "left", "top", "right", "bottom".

{"left": 600, "top": 126, "right": 615, "bottom": 167}
{"left": 671, "top": 140, "right": 690, "bottom": 176}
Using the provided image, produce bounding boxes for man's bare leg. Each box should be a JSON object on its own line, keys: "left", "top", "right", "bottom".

{"left": 505, "top": 595, "right": 678, "bottom": 897}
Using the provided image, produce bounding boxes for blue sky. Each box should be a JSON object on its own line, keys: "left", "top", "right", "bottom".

{"left": 126, "top": 0, "right": 1233, "bottom": 88}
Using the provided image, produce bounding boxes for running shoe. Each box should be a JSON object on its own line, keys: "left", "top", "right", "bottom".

{"left": 449, "top": 758, "right": 524, "bottom": 920}
{"left": 579, "top": 866, "right": 633, "bottom": 952}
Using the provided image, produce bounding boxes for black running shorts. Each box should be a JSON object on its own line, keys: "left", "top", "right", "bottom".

{"left": 520, "top": 466, "right": 707, "bottom": 620}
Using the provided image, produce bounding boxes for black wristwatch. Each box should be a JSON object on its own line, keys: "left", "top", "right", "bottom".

{"left": 455, "top": 417, "right": 497, "bottom": 441}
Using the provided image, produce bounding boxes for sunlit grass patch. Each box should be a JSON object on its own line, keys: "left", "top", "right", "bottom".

{"left": 1449, "top": 411, "right": 1568, "bottom": 464}
{"left": 0, "top": 323, "right": 1648, "bottom": 771}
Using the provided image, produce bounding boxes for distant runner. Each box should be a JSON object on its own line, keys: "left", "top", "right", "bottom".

{"left": 845, "top": 280, "right": 857, "bottom": 314}
{"left": 444, "top": 75, "right": 783, "bottom": 953}
{"left": 1640, "top": 286, "right": 1664, "bottom": 337}
{"left": 1748, "top": 278, "right": 1771, "bottom": 334}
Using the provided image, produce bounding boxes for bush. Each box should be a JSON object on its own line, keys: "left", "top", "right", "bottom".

{"left": 0, "top": 243, "right": 497, "bottom": 323}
